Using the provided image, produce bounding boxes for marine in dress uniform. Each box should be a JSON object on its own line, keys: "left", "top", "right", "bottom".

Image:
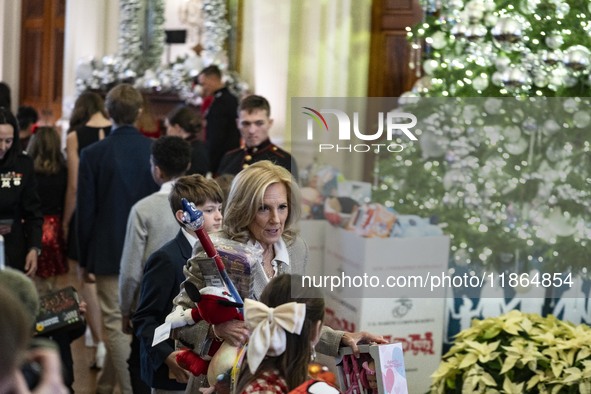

{"left": 217, "top": 138, "right": 298, "bottom": 180}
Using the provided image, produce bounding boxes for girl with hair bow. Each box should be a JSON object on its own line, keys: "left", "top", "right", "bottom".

{"left": 234, "top": 274, "right": 339, "bottom": 393}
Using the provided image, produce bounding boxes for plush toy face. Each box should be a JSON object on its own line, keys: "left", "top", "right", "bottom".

{"left": 197, "top": 287, "right": 242, "bottom": 324}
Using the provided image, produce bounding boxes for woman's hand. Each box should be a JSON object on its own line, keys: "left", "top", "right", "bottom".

{"left": 61, "top": 224, "right": 69, "bottom": 244}
{"left": 24, "top": 249, "right": 38, "bottom": 277}
{"left": 212, "top": 320, "right": 250, "bottom": 347}
{"left": 165, "top": 351, "right": 191, "bottom": 383}
{"left": 0, "top": 224, "right": 11, "bottom": 235}
{"left": 340, "top": 331, "right": 388, "bottom": 357}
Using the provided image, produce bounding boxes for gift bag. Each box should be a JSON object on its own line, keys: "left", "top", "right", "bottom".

{"left": 336, "top": 344, "right": 408, "bottom": 394}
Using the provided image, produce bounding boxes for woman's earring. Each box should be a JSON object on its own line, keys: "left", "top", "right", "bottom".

{"left": 310, "top": 344, "right": 317, "bottom": 362}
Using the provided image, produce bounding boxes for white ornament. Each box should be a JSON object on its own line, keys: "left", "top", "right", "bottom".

{"left": 423, "top": 59, "right": 439, "bottom": 75}
{"left": 430, "top": 31, "right": 448, "bottom": 49}
{"left": 564, "top": 45, "right": 591, "bottom": 71}
{"left": 573, "top": 111, "right": 591, "bottom": 128}
{"left": 472, "top": 75, "right": 489, "bottom": 91}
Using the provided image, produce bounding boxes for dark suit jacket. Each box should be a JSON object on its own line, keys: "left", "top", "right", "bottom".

{"left": 187, "top": 139, "right": 210, "bottom": 176}
{"left": 133, "top": 230, "right": 192, "bottom": 390}
{"left": 76, "top": 125, "right": 158, "bottom": 275}
{"left": 204, "top": 87, "right": 240, "bottom": 174}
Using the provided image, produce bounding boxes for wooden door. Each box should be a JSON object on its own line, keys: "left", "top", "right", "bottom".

{"left": 363, "top": 0, "right": 423, "bottom": 180}
{"left": 368, "top": 0, "right": 423, "bottom": 98}
{"left": 19, "top": 0, "right": 65, "bottom": 122}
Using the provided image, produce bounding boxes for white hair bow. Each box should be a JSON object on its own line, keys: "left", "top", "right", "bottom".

{"left": 244, "top": 298, "right": 306, "bottom": 373}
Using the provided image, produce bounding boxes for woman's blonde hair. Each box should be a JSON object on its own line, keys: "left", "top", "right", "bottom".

{"left": 222, "top": 161, "right": 301, "bottom": 245}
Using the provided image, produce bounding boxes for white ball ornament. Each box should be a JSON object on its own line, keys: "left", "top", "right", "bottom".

{"left": 545, "top": 32, "right": 564, "bottom": 49}
{"left": 492, "top": 17, "right": 523, "bottom": 44}
{"left": 430, "top": 31, "right": 448, "bottom": 49}
{"left": 564, "top": 45, "right": 591, "bottom": 71}
{"left": 423, "top": 59, "right": 439, "bottom": 75}
{"left": 472, "top": 75, "right": 489, "bottom": 91}
{"left": 573, "top": 111, "right": 591, "bottom": 128}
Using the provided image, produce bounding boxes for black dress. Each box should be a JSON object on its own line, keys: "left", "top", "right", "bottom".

{"left": 0, "top": 153, "right": 43, "bottom": 271}
{"left": 66, "top": 125, "right": 111, "bottom": 260}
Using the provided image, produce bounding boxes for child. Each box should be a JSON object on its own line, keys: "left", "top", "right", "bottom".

{"left": 26, "top": 126, "right": 68, "bottom": 293}
{"left": 235, "top": 273, "right": 330, "bottom": 393}
{"left": 16, "top": 105, "right": 39, "bottom": 150}
{"left": 119, "top": 135, "right": 192, "bottom": 393}
{"left": 132, "top": 174, "right": 223, "bottom": 393}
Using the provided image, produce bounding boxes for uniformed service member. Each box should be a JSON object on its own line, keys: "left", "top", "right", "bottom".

{"left": 217, "top": 95, "right": 298, "bottom": 180}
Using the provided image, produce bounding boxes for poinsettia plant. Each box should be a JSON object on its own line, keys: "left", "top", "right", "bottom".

{"left": 430, "top": 310, "right": 591, "bottom": 394}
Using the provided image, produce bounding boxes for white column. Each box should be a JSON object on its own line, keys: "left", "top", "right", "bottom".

{"left": 241, "top": 0, "right": 291, "bottom": 146}
{"left": 0, "top": 0, "right": 22, "bottom": 112}
{"left": 62, "top": 0, "right": 119, "bottom": 118}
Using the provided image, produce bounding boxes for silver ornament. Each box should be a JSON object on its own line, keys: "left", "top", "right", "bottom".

{"left": 533, "top": 72, "right": 548, "bottom": 88}
{"left": 562, "top": 98, "right": 579, "bottom": 114}
{"left": 554, "top": 1, "right": 570, "bottom": 19}
{"left": 501, "top": 66, "right": 531, "bottom": 88}
{"left": 491, "top": 17, "right": 523, "bottom": 44}
{"left": 502, "top": 125, "right": 521, "bottom": 142}
{"left": 563, "top": 45, "right": 591, "bottom": 71}
{"left": 450, "top": 23, "right": 468, "bottom": 39}
{"left": 495, "top": 56, "right": 511, "bottom": 71}
{"left": 430, "top": 31, "right": 448, "bottom": 50}
{"left": 573, "top": 111, "right": 591, "bottom": 128}
{"left": 540, "top": 50, "right": 561, "bottom": 66}
{"left": 505, "top": 137, "right": 528, "bottom": 155}
{"left": 520, "top": 0, "right": 540, "bottom": 13}
{"left": 472, "top": 75, "right": 489, "bottom": 90}
{"left": 545, "top": 32, "right": 564, "bottom": 49}
{"left": 492, "top": 71, "right": 504, "bottom": 87}
{"left": 465, "top": 24, "right": 487, "bottom": 41}
{"left": 423, "top": 59, "right": 439, "bottom": 75}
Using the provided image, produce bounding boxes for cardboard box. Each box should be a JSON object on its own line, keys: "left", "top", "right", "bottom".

{"left": 298, "top": 220, "right": 329, "bottom": 278}
{"left": 322, "top": 227, "right": 449, "bottom": 393}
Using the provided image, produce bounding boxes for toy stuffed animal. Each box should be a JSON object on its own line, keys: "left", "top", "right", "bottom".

{"left": 168, "top": 281, "right": 243, "bottom": 377}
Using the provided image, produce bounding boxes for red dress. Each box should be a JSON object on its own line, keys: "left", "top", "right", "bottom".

{"left": 35, "top": 168, "right": 68, "bottom": 278}
{"left": 241, "top": 370, "right": 288, "bottom": 394}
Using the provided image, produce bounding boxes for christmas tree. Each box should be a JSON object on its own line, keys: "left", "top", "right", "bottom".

{"left": 373, "top": 0, "right": 591, "bottom": 274}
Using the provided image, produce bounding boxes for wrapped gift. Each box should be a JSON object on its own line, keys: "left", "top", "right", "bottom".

{"left": 336, "top": 344, "right": 408, "bottom": 394}
{"left": 35, "top": 287, "right": 84, "bottom": 335}
{"left": 185, "top": 234, "right": 262, "bottom": 300}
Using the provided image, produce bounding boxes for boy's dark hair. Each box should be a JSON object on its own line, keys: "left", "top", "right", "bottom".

{"left": 105, "top": 83, "right": 143, "bottom": 125}
{"left": 151, "top": 136, "right": 191, "bottom": 178}
{"left": 167, "top": 106, "right": 202, "bottom": 137}
{"left": 198, "top": 65, "right": 222, "bottom": 79}
{"left": 16, "top": 106, "right": 39, "bottom": 130}
{"left": 239, "top": 95, "right": 271, "bottom": 117}
{"left": 169, "top": 174, "right": 224, "bottom": 222}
